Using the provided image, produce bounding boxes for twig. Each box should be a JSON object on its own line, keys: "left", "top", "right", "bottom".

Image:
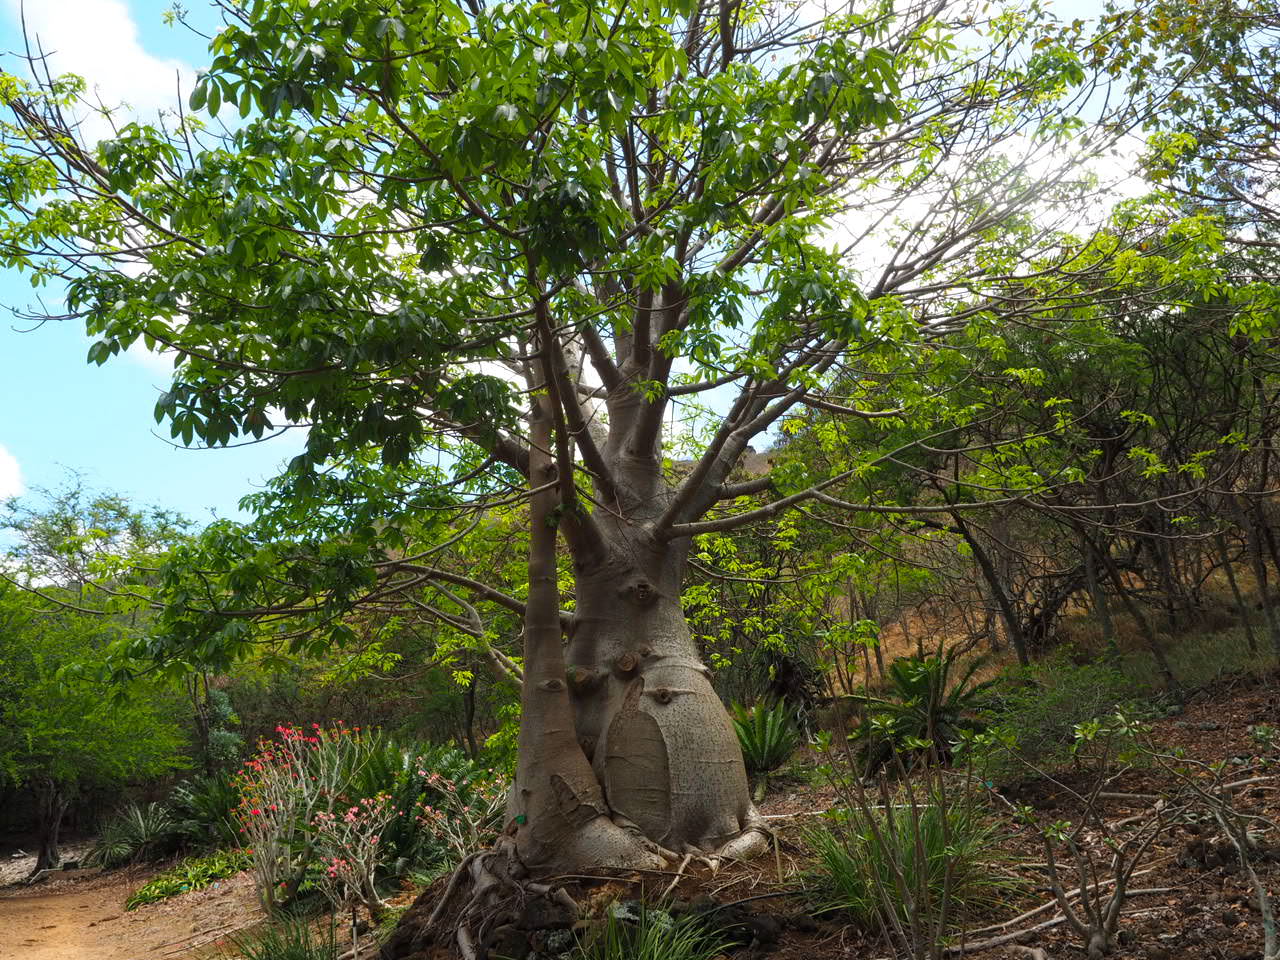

{"left": 661, "top": 854, "right": 693, "bottom": 900}
{"left": 156, "top": 921, "right": 260, "bottom": 957}
{"left": 705, "top": 890, "right": 807, "bottom": 912}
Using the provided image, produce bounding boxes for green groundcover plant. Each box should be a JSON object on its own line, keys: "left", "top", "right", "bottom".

{"left": 126, "top": 849, "right": 252, "bottom": 910}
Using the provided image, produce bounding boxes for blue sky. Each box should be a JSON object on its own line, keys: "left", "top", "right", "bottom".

{"left": 0, "top": 0, "right": 307, "bottom": 521}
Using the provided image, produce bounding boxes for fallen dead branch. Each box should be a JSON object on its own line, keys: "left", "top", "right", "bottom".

{"left": 943, "top": 907, "right": 1169, "bottom": 956}
{"left": 963, "top": 873, "right": 1166, "bottom": 937}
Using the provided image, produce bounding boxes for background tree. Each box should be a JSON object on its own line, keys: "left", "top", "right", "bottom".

{"left": 0, "top": 580, "right": 188, "bottom": 875}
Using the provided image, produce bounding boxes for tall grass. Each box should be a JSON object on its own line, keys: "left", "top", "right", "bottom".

{"left": 576, "top": 909, "right": 734, "bottom": 960}
{"left": 226, "top": 919, "right": 337, "bottom": 960}
{"left": 809, "top": 795, "right": 1011, "bottom": 930}
{"left": 1120, "top": 624, "right": 1274, "bottom": 692}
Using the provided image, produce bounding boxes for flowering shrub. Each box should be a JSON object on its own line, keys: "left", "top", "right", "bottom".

{"left": 234, "top": 724, "right": 509, "bottom": 913}
{"left": 235, "top": 723, "right": 366, "bottom": 911}
{"left": 310, "top": 794, "right": 398, "bottom": 916}
{"left": 413, "top": 766, "right": 507, "bottom": 866}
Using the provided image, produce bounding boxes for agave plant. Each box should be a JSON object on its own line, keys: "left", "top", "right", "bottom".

{"left": 850, "top": 644, "right": 995, "bottom": 775}
{"left": 731, "top": 700, "right": 800, "bottom": 800}
{"left": 86, "top": 801, "right": 180, "bottom": 868}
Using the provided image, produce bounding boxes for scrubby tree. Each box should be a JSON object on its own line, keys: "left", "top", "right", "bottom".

{"left": 0, "top": 486, "right": 192, "bottom": 874}
{"left": 0, "top": 581, "right": 187, "bottom": 875}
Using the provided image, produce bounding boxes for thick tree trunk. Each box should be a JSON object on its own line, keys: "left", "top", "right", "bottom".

{"left": 508, "top": 395, "right": 666, "bottom": 873}
{"left": 565, "top": 536, "right": 757, "bottom": 854}
{"left": 501, "top": 316, "right": 765, "bottom": 875}
{"left": 508, "top": 414, "right": 762, "bottom": 871}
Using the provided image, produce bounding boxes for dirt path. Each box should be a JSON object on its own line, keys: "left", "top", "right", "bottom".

{"left": 0, "top": 867, "right": 262, "bottom": 960}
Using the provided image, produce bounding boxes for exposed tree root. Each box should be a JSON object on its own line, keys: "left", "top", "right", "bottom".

{"left": 380, "top": 815, "right": 773, "bottom": 960}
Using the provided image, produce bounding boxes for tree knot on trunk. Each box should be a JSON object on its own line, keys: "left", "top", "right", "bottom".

{"left": 550, "top": 774, "right": 608, "bottom": 828}
{"left": 565, "top": 665, "right": 601, "bottom": 692}
{"left": 617, "top": 577, "right": 660, "bottom": 606}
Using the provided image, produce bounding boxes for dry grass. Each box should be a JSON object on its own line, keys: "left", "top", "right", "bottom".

{"left": 831, "top": 566, "right": 1279, "bottom": 700}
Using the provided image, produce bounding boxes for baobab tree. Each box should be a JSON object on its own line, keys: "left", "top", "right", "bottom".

{"left": 0, "top": 0, "right": 1130, "bottom": 874}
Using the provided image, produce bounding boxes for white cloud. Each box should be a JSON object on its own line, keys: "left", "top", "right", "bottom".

{"left": 0, "top": 444, "right": 24, "bottom": 498}
{"left": 3, "top": 0, "right": 193, "bottom": 143}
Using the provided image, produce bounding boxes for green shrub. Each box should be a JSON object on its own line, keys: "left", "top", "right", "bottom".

{"left": 125, "top": 848, "right": 251, "bottom": 910}
{"left": 87, "top": 801, "right": 179, "bottom": 868}
{"left": 975, "top": 648, "right": 1144, "bottom": 780}
{"left": 850, "top": 645, "right": 995, "bottom": 773}
{"left": 808, "top": 793, "right": 1012, "bottom": 933}
{"left": 203, "top": 688, "right": 245, "bottom": 769}
{"left": 576, "top": 908, "right": 733, "bottom": 960}
{"left": 225, "top": 918, "right": 337, "bottom": 960}
{"left": 170, "top": 771, "right": 242, "bottom": 848}
{"left": 731, "top": 700, "right": 800, "bottom": 798}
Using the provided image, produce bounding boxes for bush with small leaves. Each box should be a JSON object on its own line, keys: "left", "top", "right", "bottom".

{"left": 973, "top": 648, "right": 1146, "bottom": 781}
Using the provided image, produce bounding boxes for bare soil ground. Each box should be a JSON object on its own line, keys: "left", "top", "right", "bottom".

{"left": 0, "top": 860, "right": 261, "bottom": 960}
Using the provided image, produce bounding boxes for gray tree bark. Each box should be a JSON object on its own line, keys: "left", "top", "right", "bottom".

{"left": 504, "top": 332, "right": 765, "bottom": 875}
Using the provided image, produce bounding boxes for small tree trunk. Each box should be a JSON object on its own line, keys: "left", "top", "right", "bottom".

{"left": 1099, "top": 550, "right": 1178, "bottom": 692}
{"left": 1217, "top": 531, "right": 1258, "bottom": 653}
{"left": 462, "top": 675, "right": 479, "bottom": 759}
{"left": 848, "top": 579, "right": 885, "bottom": 683}
{"left": 192, "top": 674, "right": 214, "bottom": 777}
{"left": 951, "top": 511, "right": 1029, "bottom": 666}
{"left": 1246, "top": 506, "right": 1280, "bottom": 662}
{"left": 1082, "top": 535, "right": 1116, "bottom": 654}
